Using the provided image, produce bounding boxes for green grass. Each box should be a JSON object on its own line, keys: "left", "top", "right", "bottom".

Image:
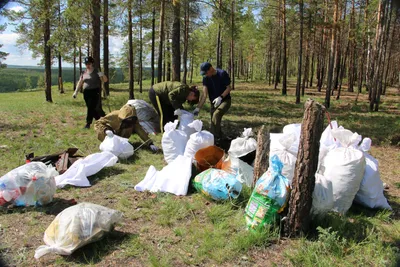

{"left": 0, "top": 80, "right": 399, "bottom": 266}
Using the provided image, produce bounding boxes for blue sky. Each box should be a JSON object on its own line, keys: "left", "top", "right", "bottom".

{"left": 0, "top": 2, "right": 125, "bottom": 67}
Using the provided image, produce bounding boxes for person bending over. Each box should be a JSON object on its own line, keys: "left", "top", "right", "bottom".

{"left": 94, "top": 104, "right": 159, "bottom": 152}
{"left": 148, "top": 81, "right": 200, "bottom": 130}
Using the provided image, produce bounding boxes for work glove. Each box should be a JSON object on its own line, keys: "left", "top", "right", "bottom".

{"left": 150, "top": 144, "right": 159, "bottom": 152}
{"left": 174, "top": 109, "right": 182, "bottom": 116}
{"left": 193, "top": 107, "right": 200, "bottom": 116}
{"left": 105, "top": 130, "right": 114, "bottom": 137}
{"left": 212, "top": 96, "right": 222, "bottom": 108}
{"left": 72, "top": 92, "right": 77, "bottom": 98}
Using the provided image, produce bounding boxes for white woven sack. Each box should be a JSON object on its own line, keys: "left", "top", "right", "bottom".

{"left": 321, "top": 128, "right": 366, "bottom": 214}
{"left": 162, "top": 120, "right": 188, "bottom": 164}
{"left": 311, "top": 173, "right": 334, "bottom": 215}
{"left": 228, "top": 128, "right": 257, "bottom": 158}
{"left": 282, "top": 123, "right": 302, "bottom": 155}
{"left": 354, "top": 138, "right": 391, "bottom": 209}
{"left": 178, "top": 110, "right": 196, "bottom": 138}
{"left": 183, "top": 120, "right": 214, "bottom": 160}
{"left": 99, "top": 134, "right": 134, "bottom": 160}
{"left": 269, "top": 132, "right": 297, "bottom": 185}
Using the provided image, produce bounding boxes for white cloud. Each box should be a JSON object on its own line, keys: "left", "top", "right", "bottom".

{"left": 0, "top": 33, "right": 19, "bottom": 45}
{"left": 9, "top": 5, "right": 25, "bottom": 12}
{"left": 109, "top": 36, "right": 126, "bottom": 55}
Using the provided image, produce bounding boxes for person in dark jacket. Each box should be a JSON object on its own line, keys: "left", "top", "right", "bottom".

{"left": 148, "top": 81, "right": 200, "bottom": 130}
{"left": 195, "top": 62, "right": 232, "bottom": 140}
{"left": 94, "top": 104, "right": 159, "bottom": 152}
{"left": 73, "top": 56, "right": 106, "bottom": 129}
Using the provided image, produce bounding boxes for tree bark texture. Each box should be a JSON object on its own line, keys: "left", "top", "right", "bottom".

{"left": 172, "top": 0, "right": 180, "bottom": 82}
{"left": 128, "top": 2, "right": 134, "bottom": 99}
{"left": 91, "top": 0, "right": 101, "bottom": 70}
{"left": 157, "top": 0, "right": 165, "bottom": 83}
{"left": 253, "top": 125, "right": 270, "bottom": 186}
{"left": 44, "top": 3, "right": 52, "bottom": 103}
{"left": 284, "top": 99, "right": 326, "bottom": 237}
{"left": 151, "top": 7, "right": 155, "bottom": 86}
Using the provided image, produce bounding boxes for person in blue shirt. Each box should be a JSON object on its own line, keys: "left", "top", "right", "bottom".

{"left": 195, "top": 62, "right": 232, "bottom": 140}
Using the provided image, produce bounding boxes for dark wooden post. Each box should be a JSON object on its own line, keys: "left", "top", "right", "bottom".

{"left": 284, "top": 99, "right": 325, "bottom": 237}
{"left": 252, "top": 125, "right": 270, "bottom": 186}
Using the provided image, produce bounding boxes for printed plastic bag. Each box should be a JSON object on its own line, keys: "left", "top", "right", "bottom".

{"left": 184, "top": 120, "right": 214, "bottom": 160}
{"left": 311, "top": 173, "right": 334, "bottom": 215}
{"left": 34, "top": 202, "right": 122, "bottom": 259}
{"left": 193, "top": 168, "right": 242, "bottom": 201}
{"left": 161, "top": 120, "right": 188, "bottom": 163}
{"left": 245, "top": 155, "right": 290, "bottom": 230}
{"left": 0, "top": 162, "right": 58, "bottom": 207}
{"left": 228, "top": 128, "right": 257, "bottom": 158}
{"left": 320, "top": 128, "right": 366, "bottom": 214}
{"left": 99, "top": 133, "right": 134, "bottom": 160}
{"left": 354, "top": 138, "right": 391, "bottom": 209}
{"left": 55, "top": 151, "right": 118, "bottom": 188}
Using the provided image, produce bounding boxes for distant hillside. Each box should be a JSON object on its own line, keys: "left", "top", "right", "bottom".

{"left": 0, "top": 66, "right": 152, "bottom": 92}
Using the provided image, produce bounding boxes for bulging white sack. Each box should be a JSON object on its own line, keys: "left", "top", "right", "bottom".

{"left": 269, "top": 132, "right": 298, "bottom": 185}
{"left": 127, "top": 99, "right": 160, "bottom": 134}
{"left": 162, "top": 120, "right": 188, "bottom": 164}
{"left": 354, "top": 138, "right": 391, "bottom": 210}
{"left": 321, "top": 128, "right": 366, "bottom": 214}
{"left": 99, "top": 133, "right": 134, "bottom": 160}
{"left": 228, "top": 128, "right": 257, "bottom": 158}
{"left": 184, "top": 120, "right": 214, "bottom": 160}
{"left": 311, "top": 173, "right": 334, "bottom": 215}
{"left": 178, "top": 110, "right": 196, "bottom": 138}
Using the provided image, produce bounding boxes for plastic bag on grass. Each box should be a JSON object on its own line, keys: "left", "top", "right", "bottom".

{"left": 184, "top": 120, "right": 214, "bottom": 160}
{"left": 245, "top": 155, "right": 290, "bottom": 230}
{"left": 34, "top": 202, "right": 122, "bottom": 259}
{"left": 354, "top": 138, "right": 391, "bottom": 210}
{"left": 99, "top": 133, "right": 134, "bottom": 160}
{"left": 161, "top": 120, "right": 188, "bottom": 164}
{"left": 127, "top": 99, "right": 160, "bottom": 134}
{"left": 228, "top": 128, "right": 257, "bottom": 158}
{"left": 229, "top": 156, "right": 254, "bottom": 187}
{"left": 0, "top": 162, "right": 58, "bottom": 207}
{"left": 55, "top": 151, "right": 118, "bottom": 188}
{"left": 193, "top": 168, "right": 242, "bottom": 201}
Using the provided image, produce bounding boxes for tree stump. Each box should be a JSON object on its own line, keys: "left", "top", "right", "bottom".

{"left": 284, "top": 99, "right": 325, "bottom": 237}
{"left": 253, "top": 125, "right": 270, "bottom": 186}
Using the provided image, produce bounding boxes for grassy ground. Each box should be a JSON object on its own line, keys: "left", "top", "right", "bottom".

{"left": 0, "top": 80, "right": 399, "bottom": 267}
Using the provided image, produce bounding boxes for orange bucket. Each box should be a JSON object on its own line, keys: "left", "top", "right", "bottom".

{"left": 194, "top": 145, "right": 226, "bottom": 172}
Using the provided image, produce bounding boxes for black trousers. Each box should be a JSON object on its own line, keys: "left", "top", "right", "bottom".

{"left": 83, "top": 88, "right": 105, "bottom": 125}
{"left": 148, "top": 87, "right": 177, "bottom": 129}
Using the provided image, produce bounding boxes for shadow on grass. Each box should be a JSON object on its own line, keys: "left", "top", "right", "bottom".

{"left": 64, "top": 230, "right": 135, "bottom": 265}
{"left": 88, "top": 165, "right": 126, "bottom": 186}
{"left": 0, "top": 197, "right": 77, "bottom": 216}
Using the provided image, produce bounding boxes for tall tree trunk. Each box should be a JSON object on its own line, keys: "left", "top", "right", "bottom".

{"left": 296, "top": 0, "right": 304, "bottom": 104}
{"left": 274, "top": 1, "right": 282, "bottom": 90}
{"left": 44, "top": 10, "right": 52, "bottom": 103}
{"left": 182, "top": 0, "right": 189, "bottom": 84}
{"left": 151, "top": 7, "right": 156, "bottom": 86}
{"left": 284, "top": 99, "right": 325, "bottom": 237}
{"left": 190, "top": 47, "right": 194, "bottom": 83}
{"left": 58, "top": 53, "right": 64, "bottom": 94}
{"left": 358, "top": 0, "right": 369, "bottom": 93}
{"left": 91, "top": 0, "right": 101, "bottom": 70}
{"left": 325, "top": 0, "right": 339, "bottom": 108}
{"left": 172, "top": 0, "right": 181, "bottom": 82}
{"left": 128, "top": 2, "right": 134, "bottom": 99}
{"left": 309, "top": 30, "right": 315, "bottom": 87}
{"left": 157, "top": 0, "right": 165, "bottom": 83}
{"left": 383, "top": 7, "right": 397, "bottom": 95}
{"left": 166, "top": 30, "right": 171, "bottom": 81}
{"left": 348, "top": 0, "right": 356, "bottom": 92}
{"left": 73, "top": 44, "right": 77, "bottom": 91}
{"left": 282, "top": 0, "right": 288, "bottom": 95}
{"left": 231, "top": 0, "right": 235, "bottom": 90}
{"left": 139, "top": 0, "right": 143, "bottom": 92}
{"left": 103, "top": 0, "right": 109, "bottom": 96}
